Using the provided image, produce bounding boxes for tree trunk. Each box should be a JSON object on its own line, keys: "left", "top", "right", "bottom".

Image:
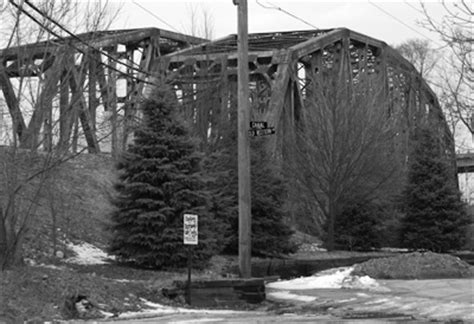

{"left": 0, "top": 208, "right": 24, "bottom": 270}
{"left": 0, "top": 208, "right": 8, "bottom": 270}
{"left": 326, "top": 201, "right": 335, "bottom": 251}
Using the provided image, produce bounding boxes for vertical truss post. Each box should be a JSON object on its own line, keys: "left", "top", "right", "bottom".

{"left": 107, "top": 46, "right": 118, "bottom": 158}
{"left": 0, "top": 67, "right": 26, "bottom": 141}
{"left": 58, "top": 65, "right": 71, "bottom": 151}
{"left": 89, "top": 50, "right": 98, "bottom": 134}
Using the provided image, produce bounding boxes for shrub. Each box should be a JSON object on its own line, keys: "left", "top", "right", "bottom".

{"left": 332, "top": 200, "right": 383, "bottom": 251}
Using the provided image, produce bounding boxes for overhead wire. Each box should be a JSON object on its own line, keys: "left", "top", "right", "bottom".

{"left": 403, "top": 0, "right": 425, "bottom": 15}
{"left": 8, "top": 0, "right": 155, "bottom": 86}
{"left": 377, "top": 1, "right": 473, "bottom": 134}
{"left": 368, "top": 0, "right": 443, "bottom": 48}
{"left": 255, "top": 0, "right": 319, "bottom": 30}
{"left": 131, "top": 0, "right": 180, "bottom": 33}
{"left": 20, "top": 0, "right": 152, "bottom": 80}
{"left": 371, "top": 0, "right": 471, "bottom": 100}
{"left": 5, "top": 0, "right": 24, "bottom": 49}
{"left": 6, "top": 0, "right": 228, "bottom": 107}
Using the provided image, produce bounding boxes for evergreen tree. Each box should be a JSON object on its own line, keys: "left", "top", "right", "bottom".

{"left": 400, "top": 127, "right": 469, "bottom": 252}
{"left": 108, "top": 86, "right": 222, "bottom": 269}
{"left": 248, "top": 138, "right": 297, "bottom": 256}
{"left": 333, "top": 200, "right": 383, "bottom": 251}
{"left": 205, "top": 126, "right": 296, "bottom": 256}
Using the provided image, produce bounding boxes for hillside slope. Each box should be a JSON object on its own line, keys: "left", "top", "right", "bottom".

{"left": 0, "top": 150, "right": 117, "bottom": 263}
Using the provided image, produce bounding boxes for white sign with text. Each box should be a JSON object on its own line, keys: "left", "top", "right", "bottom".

{"left": 183, "top": 214, "right": 198, "bottom": 245}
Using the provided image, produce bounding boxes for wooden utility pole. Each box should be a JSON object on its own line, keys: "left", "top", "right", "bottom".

{"left": 235, "top": 0, "right": 251, "bottom": 278}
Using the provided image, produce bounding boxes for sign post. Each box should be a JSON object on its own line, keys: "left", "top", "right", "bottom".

{"left": 183, "top": 213, "right": 198, "bottom": 304}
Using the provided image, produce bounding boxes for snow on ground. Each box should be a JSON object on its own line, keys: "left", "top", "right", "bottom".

{"left": 355, "top": 294, "right": 474, "bottom": 322}
{"left": 379, "top": 247, "right": 409, "bottom": 252}
{"left": 37, "top": 264, "right": 66, "bottom": 270}
{"left": 116, "top": 299, "right": 261, "bottom": 319}
{"left": 268, "top": 291, "right": 317, "bottom": 302}
{"left": 266, "top": 266, "right": 388, "bottom": 292}
{"left": 63, "top": 241, "right": 115, "bottom": 265}
{"left": 266, "top": 266, "right": 474, "bottom": 322}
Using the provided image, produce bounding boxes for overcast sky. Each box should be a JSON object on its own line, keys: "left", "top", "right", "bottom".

{"left": 113, "top": 0, "right": 446, "bottom": 48}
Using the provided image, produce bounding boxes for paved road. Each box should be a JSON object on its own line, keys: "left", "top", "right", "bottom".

{"left": 381, "top": 278, "right": 473, "bottom": 304}
{"left": 265, "top": 278, "right": 474, "bottom": 323}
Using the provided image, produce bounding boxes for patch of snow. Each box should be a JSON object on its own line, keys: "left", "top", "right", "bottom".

{"left": 267, "top": 267, "right": 388, "bottom": 292}
{"left": 357, "top": 295, "right": 474, "bottom": 322}
{"left": 337, "top": 298, "right": 357, "bottom": 303}
{"left": 363, "top": 298, "right": 391, "bottom": 305}
{"left": 118, "top": 299, "right": 257, "bottom": 319}
{"left": 267, "top": 267, "right": 353, "bottom": 290}
{"left": 37, "top": 264, "right": 66, "bottom": 270}
{"left": 298, "top": 243, "right": 328, "bottom": 252}
{"left": 267, "top": 291, "right": 317, "bottom": 302}
{"left": 168, "top": 319, "right": 224, "bottom": 323}
{"left": 341, "top": 274, "right": 390, "bottom": 292}
{"left": 99, "top": 310, "right": 115, "bottom": 318}
{"left": 64, "top": 241, "right": 115, "bottom": 265}
{"left": 356, "top": 292, "right": 370, "bottom": 298}
{"left": 380, "top": 247, "right": 410, "bottom": 252}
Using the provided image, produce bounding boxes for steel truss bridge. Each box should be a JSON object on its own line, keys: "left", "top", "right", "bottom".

{"left": 0, "top": 27, "right": 470, "bottom": 174}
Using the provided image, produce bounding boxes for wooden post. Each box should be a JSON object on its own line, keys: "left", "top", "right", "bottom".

{"left": 235, "top": 0, "right": 251, "bottom": 278}
{"left": 186, "top": 246, "right": 192, "bottom": 305}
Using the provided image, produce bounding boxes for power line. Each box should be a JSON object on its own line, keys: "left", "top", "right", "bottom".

{"left": 132, "top": 0, "right": 180, "bottom": 33}
{"left": 5, "top": 2, "right": 226, "bottom": 103}
{"left": 21, "top": 0, "right": 151, "bottom": 80}
{"left": 369, "top": 0, "right": 471, "bottom": 87}
{"left": 255, "top": 0, "right": 318, "bottom": 30}
{"left": 5, "top": 1, "right": 230, "bottom": 102}
{"left": 10, "top": 0, "right": 150, "bottom": 84}
{"left": 5, "top": 0, "right": 24, "bottom": 49}
{"left": 403, "top": 0, "right": 425, "bottom": 15}
{"left": 368, "top": 0, "right": 443, "bottom": 48}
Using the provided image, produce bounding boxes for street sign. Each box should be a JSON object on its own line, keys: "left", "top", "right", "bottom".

{"left": 248, "top": 127, "right": 276, "bottom": 136}
{"left": 183, "top": 214, "right": 198, "bottom": 245}
{"left": 250, "top": 121, "right": 268, "bottom": 129}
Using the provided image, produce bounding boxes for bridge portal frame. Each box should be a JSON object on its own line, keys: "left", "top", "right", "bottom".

{"left": 0, "top": 28, "right": 206, "bottom": 155}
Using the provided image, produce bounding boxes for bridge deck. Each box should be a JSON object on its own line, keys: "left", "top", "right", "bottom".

{"left": 457, "top": 153, "right": 474, "bottom": 173}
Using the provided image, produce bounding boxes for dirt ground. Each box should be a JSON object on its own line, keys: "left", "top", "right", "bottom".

{"left": 1, "top": 251, "right": 473, "bottom": 322}
{"left": 0, "top": 255, "right": 240, "bottom": 321}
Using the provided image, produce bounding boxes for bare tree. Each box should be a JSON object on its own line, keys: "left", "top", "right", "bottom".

{"left": 290, "top": 71, "right": 402, "bottom": 250}
{"left": 420, "top": 1, "right": 473, "bottom": 138}
{"left": 0, "top": 0, "right": 120, "bottom": 270}
{"left": 394, "top": 39, "right": 463, "bottom": 138}
{"left": 395, "top": 39, "right": 438, "bottom": 79}
{"left": 183, "top": 3, "right": 214, "bottom": 39}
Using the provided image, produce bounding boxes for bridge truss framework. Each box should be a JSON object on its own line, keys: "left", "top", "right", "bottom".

{"left": 0, "top": 27, "right": 460, "bottom": 174}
